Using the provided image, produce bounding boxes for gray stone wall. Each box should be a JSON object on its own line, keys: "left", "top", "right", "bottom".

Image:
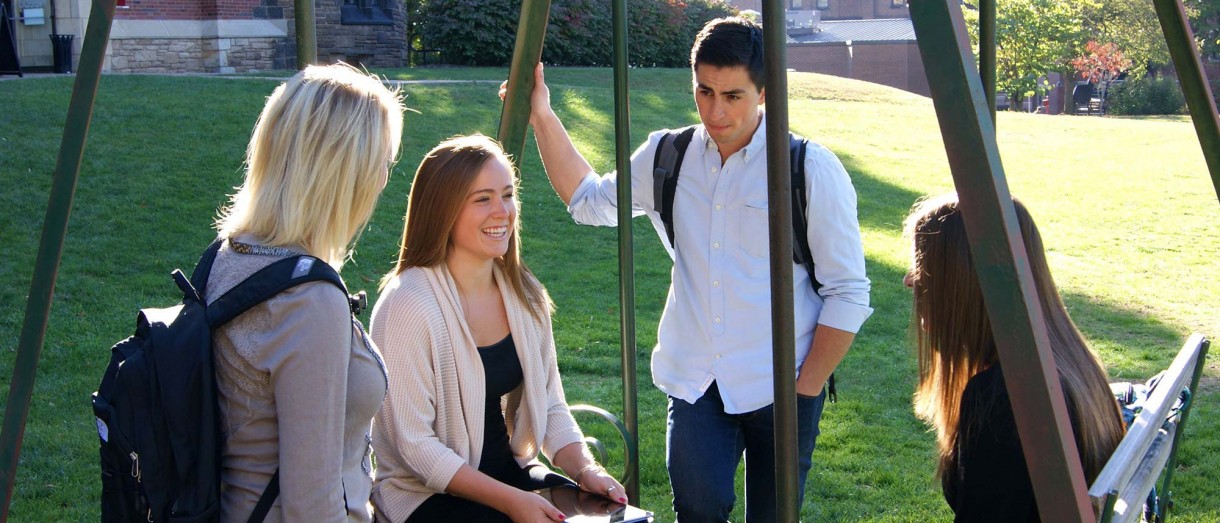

{"left": 314, "top": 1, "right": 407, "bottom": 68}
{"left": 109, "top": 37, "right": 290, "bottom": 73}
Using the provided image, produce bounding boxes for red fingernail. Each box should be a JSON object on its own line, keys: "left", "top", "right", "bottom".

{"left": 558, "top": 514, "right": 566, "bottom": 520}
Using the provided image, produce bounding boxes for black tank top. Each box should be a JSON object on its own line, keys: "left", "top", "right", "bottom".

{"left": 476, "top": 333, "right": 523, "bottom": 481}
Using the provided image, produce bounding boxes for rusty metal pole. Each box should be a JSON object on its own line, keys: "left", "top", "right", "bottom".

{"left": 980, "top": 0, "right": 996, "bottom": 124}
{"left": 0, "top": 0, "right": 117, "bottom": 518}
{"left": 908, "top": 1, "right": 1093, "bottom": 521}
{"left": 294, "top": 0, "right": 316, "bottom": 68}
{"left": 761, "top": 0, "right": 799, "bottom": 520}
{"left": 609, "top": 0, "right": 641, "bottom": 503}
{"left": 497, "top": 0, "right": 551, "bottom": 165}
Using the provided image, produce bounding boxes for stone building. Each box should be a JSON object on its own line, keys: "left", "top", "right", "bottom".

{"left": 5, "top": 0, "right": 407, "bottom": 73}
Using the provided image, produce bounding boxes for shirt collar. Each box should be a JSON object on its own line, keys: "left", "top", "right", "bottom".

{"left": 700, "top": 111, "right": 768, "bottom": 164}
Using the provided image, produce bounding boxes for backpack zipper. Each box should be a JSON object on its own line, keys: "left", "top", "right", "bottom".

{"left": 129, "top": 451, "right": 141, "bottom": 481}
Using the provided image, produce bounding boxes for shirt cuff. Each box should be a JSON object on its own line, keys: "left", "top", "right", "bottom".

{"left": 817, "top": 300, "right": 874, "bottom": 334}
{"left": 564, "top": 170, "right": 602, "bottom": 215}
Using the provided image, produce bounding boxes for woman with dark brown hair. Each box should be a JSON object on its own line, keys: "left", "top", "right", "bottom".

{"left": 368, "top": 135, "right": 625, "bottom": 523}
{"left": 903, "top": 193, "right": 1125, "bottom": 522}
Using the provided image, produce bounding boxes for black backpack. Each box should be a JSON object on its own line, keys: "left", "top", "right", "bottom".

{"left": 651, "top": 127, "right": 836, "bottom": 401}
{"left": 91, "top": 238, "right": 362, "bottom": 522}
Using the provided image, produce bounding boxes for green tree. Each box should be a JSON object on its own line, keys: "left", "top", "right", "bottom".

{"left": 1081, "top": 0, "right": 1170, "bottom": 77}
{"left": 415, "top": 0, "right": 735, "bottom": 67}
{"left": 962, "top": 0, "right": 1087, "bottom": 104}
{"left": 1185, "top": 0, "right": 1220, "bottom": 59}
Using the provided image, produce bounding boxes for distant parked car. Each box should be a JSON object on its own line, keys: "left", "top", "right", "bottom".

{"left": 996, "top": 92, "right": 1011, "bottom": 110}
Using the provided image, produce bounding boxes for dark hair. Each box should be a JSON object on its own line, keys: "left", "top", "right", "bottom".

{"left": 690, "top": 16, "right": 765, "bottom": 91}
{"left": 905, "top": 193, "right": 1124, "bottom": 482}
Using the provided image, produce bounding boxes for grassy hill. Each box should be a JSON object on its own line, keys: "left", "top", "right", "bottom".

{"left": 1, "top": 68, "right": 1217, "bottom": 521}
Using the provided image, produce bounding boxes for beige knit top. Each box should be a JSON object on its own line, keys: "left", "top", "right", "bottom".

{"left": 208, "top": 237, "right": 387, "bottom": 522}
{"left": 369, "top": 265, "right": 584, "bottom": 523}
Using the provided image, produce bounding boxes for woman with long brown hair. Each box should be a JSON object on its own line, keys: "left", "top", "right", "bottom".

{"left": 369, "top": 135, "right": 625, "bottom": 523}
{"left": 903, "top": 193, "right": 1124, "bottom": 522}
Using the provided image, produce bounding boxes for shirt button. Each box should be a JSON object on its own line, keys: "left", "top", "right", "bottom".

{"left": 715, "top": 354, "right": 722, "bottom": 359}
{"left": 714, "top": 316, "right": 722, "bottom": 323}
{"left": 713, "top": 280, "right": 720, "bottom": 287}
{"left": 715, "top": 204, "right": 723, "bottom": 211}
{"left": 713, "top": 242, "right": 720, "bottom": 249}
{"left": 712, "top": 167, "right": 719, "bottom": 173}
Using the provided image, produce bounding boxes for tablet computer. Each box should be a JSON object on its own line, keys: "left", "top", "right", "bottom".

{"left": 535, "top": 485, "right": 653, "bottom": 523}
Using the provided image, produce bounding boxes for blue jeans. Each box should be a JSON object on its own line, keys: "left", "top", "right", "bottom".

{"left": 666, "top": 381, "right": 826, "bottom": 523}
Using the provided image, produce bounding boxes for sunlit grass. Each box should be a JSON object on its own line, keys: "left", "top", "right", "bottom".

{"left": 1, "top": 68, "right": 1217, "bottom": 521}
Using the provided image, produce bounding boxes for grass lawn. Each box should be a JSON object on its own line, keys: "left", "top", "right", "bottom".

{"left": 1, "top": 67, "right": 1217, "bottom": 521}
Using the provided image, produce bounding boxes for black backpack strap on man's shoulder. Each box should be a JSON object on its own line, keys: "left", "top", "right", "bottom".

{"left": 788, "top": 133, "right": 821, "bottom": 294}
{"left": 789, "top": 133, "right": 837, "bottom": 402}
{"left": 652, "top": 126, "right": 698, "bottom": 249}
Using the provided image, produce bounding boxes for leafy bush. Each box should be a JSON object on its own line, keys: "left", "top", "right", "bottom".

{"left": 1105, "top": 76, "right": 1187, "bottom": 115}
{"left": 418, "top": 0, "right": 736, "bottom": 67}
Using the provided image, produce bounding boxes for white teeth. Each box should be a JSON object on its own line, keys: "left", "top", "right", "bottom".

{"left": 483, "top": 226, "right": 508, "bottom": 238}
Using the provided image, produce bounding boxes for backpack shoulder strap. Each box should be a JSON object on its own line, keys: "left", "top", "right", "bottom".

{"left": 790, "top": 132, "right": 837, "bottom": 402}
{"left": 205, "top": 254, "right": 349, "bottom": 328}
{"left": 788, "top": 132, "right": 821, "bottom": 294}
{"left": 187, "top": 238, "right": 226, "bottom": 299}
{"left": 652, "top": 126, "right": 697, "bottom": 248}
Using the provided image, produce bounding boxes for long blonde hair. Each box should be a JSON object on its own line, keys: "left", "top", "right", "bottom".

{"left": 216, "top": 63, "right": 404, "bottom": 269}
{"left": 384, "top": 134, "right": 552, "bottom": 318}
{"left": 905, "top": 193, "right": 1124, "bottom": 481}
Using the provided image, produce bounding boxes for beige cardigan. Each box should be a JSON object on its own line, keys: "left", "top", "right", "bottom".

{"left": 369, "top": 265, "right": 584, "bottom": 523}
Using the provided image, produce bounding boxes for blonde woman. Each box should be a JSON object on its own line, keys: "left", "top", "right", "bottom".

{"left": 370, "top": 135, "right": 625, "bottom": 523}
{"left": 208, "top": 63, "right": 403, "bottom": 522}
{"left": 903, "top": 194, "right": 1125, "bottom": 522}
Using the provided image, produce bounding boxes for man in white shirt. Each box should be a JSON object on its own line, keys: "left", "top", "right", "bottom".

{"left": 509, "top": 17, "right": 872, "bottom": 522}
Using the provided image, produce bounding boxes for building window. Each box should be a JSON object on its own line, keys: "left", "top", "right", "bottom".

{"left": 341, "top": 0, "right": 394, "bottom": 25}
{"left": 816, "top": 0, "right": 829, "bottom": 10}
{"left": 790, "top": 0, "right": 802, "bottom": 8}
{"left": 891, "top": 0, "right": 907, "bottom": 7}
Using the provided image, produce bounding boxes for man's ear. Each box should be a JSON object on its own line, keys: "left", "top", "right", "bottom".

{"left": 758, "top": 87, "right": 766, "bottom": 105}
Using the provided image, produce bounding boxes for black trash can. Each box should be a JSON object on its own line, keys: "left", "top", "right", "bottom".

{"left": 50, "top": 34, "right": 74, "bottom": 74}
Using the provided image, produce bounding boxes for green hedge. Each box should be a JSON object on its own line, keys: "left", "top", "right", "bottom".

{"left": 417, "top": 0, "right": 736, "bottom": 67}
{"left": 1106, "top": 76, "right": 1187, "bottom": 116}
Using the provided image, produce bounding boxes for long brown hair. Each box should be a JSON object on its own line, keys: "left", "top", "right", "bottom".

{"left": 383, "top": 134, "right": 552, "bottom": 318}
{"left": 905, "top": 193, "right": 1124, "bottom": 481}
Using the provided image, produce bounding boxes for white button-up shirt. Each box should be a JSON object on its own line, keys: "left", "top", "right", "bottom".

{"left": 567, "top": 116, "right": 873, "bottom": 413}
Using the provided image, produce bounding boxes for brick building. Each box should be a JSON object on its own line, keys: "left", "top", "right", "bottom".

{"left": 729, "top": 0, "right": 927, "bottom": 96}
{"left": 7, "top": 0, "right": 406, "bottom": 73}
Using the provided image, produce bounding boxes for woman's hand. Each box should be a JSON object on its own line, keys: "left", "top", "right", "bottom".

{"left": 503, "top": 490, "right": 567, "bottom": 523}
{"left": 577, "top": 465, "right": 628, "bottom": 505}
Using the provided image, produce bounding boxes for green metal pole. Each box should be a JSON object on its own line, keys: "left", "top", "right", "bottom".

{"left": 908, "top": 1, "right": 1093, "bottom": 521}
{"left": 762, "top": 0, "right": 798, "bottom": 520}
{"left": 980, "top": 0, "right": 996, "bottom": 124}
{"left": 1153, "top": 0, "right": 1220, "bottom": 206}
{"left": 497, "top": 0, "right": 551, "bottom": 165}
{"left": 610, "top": 0, "right": 640, "bottom": 503}
{"left": 0, "top": 0, "right": 116, "bottom": 518}
{"left": 294, "top": 0, "right": 316, "bottom": 68}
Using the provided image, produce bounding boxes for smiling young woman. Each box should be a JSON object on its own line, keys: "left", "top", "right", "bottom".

{"left": 369, "top": 135, "right": 625, "bottom": 523}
